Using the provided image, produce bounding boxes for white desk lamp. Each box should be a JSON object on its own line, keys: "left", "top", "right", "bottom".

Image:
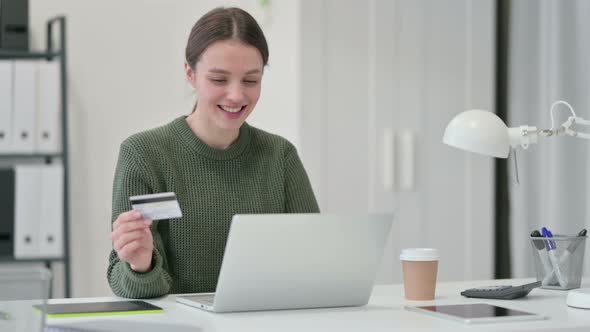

{"left": 442, "top": 100, "right": 590, "bottom": 309}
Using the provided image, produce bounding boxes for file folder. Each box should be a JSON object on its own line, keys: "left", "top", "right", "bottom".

{"left": 0, "top": 61, "right": 13, "bottom": 153}
{"left": 14, "top": 165, "right": 41, "bottom": 258}
{"left": 12, "top": 60, "right": 37, "bottom": 154}
{"left": 36, "top": 61, "right": 61, "bottom": 154}
{"left": 39, "top": 163, "right": 64, "bottom": 258}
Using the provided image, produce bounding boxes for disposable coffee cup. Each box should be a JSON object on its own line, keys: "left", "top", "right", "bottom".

{"left": 400, "top": 248, "right": 439, "bottom": 300}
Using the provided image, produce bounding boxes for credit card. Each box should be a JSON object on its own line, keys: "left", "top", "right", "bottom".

{"left": 129, "top": 192, "right": 182, "bottom": 221}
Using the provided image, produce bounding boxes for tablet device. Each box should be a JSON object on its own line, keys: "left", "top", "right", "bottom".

{"left": 33, "top": 301, "right": 163, "bottom": 318}
{"left": 405, "top": 303, "right": 546, "bottom": 324}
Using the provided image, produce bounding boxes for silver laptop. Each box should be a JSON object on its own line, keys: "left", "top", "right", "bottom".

{"left": 175, "top": 213, "right": 393, "bottom": 313}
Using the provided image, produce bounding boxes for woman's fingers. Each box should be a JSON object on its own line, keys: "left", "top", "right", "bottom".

{"left": 113, "top": 229, "right": 150, "bottom": 251}
{"left": 110, "top": 219, "right": 152, "bottom": 241}
{"left": 111, "top": 210, "right": 154, "bottom": 266}
{"left": 117, "top": 238, "right": 153, "bottom": 262}
{"left": 112, "top": 210, "right": 143, "bottom": 230}
{"left": 117, "top": 240, "right": 143, "bottom": 261}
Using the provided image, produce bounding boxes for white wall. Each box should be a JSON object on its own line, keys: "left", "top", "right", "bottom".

{"left": 30, "top": 0, "right": 300, "bottom": 297}
{"left": 300, "top": 0, "right": 495, "bottom": 283}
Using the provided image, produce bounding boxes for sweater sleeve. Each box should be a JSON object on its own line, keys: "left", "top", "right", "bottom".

{"left": 107, "top": 141, "right": 173, "bottom": 298}
{"left": 284, "top": 144, "right": 320, "bottom": 213}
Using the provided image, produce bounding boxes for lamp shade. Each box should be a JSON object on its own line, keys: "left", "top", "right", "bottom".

{"left": 442, "top": 110, "right": 510, "bottom": 158}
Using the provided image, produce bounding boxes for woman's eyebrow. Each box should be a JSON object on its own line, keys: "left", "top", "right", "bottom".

{"left": 208, "top": 68, "right": 261, "bottom": 75}
{"left": 209, "top": 68, "right": 230, "bottom": 74}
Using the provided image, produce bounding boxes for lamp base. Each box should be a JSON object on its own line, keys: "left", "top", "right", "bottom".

{"left": 567, "top": 288, "right": 590, "bottom": 309}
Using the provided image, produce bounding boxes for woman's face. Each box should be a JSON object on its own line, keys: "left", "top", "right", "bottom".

{"left": 186, "top": 39, "right": 264, "bottom": 131}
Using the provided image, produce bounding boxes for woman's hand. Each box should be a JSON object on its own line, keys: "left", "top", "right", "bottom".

{"left": 110, "top": 210, "right": 153, "bottom": 273}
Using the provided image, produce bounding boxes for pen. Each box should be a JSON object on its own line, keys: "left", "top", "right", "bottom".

{"left": 531, "top": 230, "right": 555, "bottom": 285}
{"left": 542, "top": 227, "right": 567, "bottom": 287}
{"left": 541, "top": 228, "right": 586, "bottom": 286}
{"left": 547, "top": 228, "right": 589, "bottom": 280}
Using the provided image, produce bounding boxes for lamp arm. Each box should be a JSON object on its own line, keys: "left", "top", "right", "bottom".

{"left": 509, "top": 116, "right": 590, "bottom": 150}
{"left": 508, "top": 126, "right": 538, "bottom": 149}
{"left": 561, "top": 116, "right": 590, "bottom": 140}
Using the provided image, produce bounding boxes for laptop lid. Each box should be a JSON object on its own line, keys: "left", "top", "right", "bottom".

{"left": 212, "top": 213, "right": 393, "bottom": 312}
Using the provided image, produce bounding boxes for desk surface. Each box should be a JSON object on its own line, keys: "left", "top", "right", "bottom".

{"left": 47, "top": 278, "right": 590, "bottom": 332}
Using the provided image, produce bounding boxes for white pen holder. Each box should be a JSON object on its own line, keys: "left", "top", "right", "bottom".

{"left": 530, "top": 235, "right": 587, "bottom": 290}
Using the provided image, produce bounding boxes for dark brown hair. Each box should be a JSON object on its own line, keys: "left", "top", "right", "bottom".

{"left": 185, "top": 7, "right": 269, "bottom": 70}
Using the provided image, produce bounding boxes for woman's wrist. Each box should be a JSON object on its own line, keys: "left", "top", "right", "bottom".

{"left": 130, "top": 260, "right": 152, "bottom": 273}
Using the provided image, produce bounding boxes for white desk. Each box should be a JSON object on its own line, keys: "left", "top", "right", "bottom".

{"left": 47, "top": 278, "right": 590, "bottom": 332}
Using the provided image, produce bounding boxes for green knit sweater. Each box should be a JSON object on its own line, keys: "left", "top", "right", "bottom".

{"left": 107, "top": 116, "right": 319, "bottom": 298}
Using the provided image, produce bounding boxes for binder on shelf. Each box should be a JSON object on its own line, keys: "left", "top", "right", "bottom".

{"left": 13, "top": 163, "right": 64, "bottom": 259}
{"left": 0, "top": 168, "right": 15, "bottom": 257}
{"left": 13, "top": 165, "right": 42, "bottom": 259}
{"left": 0, "top": 61, "right": 13, "bottom": 153}
{"left": 12, "top": 60, "right": 37, "bottom": 154}
{"left": 39, "top": 163, "right": 64, "bottom": 258}
{"left": 36, "top": 60, "right": 62, "bottom": 154}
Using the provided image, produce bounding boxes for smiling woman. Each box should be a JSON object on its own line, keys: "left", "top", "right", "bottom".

{"left": 184, "top": 7, "right": 268, "bottom": 148}
{"left": 106, "top": 7, "right": 319, "bottom": 299}
{"left": 185, "top": 39, "right": 264, "bottom": 148}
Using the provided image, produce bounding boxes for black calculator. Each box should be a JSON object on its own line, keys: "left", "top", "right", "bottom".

{"left": 460, "top": 281, "right": 541, "bottom": 300}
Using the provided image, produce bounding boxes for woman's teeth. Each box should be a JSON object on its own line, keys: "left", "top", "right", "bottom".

{"left": 220, "top": 106, "right": 243, "bottom": 113}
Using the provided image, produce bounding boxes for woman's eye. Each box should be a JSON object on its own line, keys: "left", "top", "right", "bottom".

{"left": 210, "top": 79, "right": 227, "bottom": 84}
{"left": 243, "top": 80, "right": 258, "bottom": 85}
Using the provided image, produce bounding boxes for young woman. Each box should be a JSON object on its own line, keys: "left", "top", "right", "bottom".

{"left": 107, "top": 7, "right": 319, "bottom": 299}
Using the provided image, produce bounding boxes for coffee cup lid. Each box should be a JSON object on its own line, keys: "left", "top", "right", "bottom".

{"left": 400, "top": 248, "right": 439, "bottom": 261}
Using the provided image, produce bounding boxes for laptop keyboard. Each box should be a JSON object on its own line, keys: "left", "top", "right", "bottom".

{"left": 197, "top": 295, "right": 215, "bottom": 305}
